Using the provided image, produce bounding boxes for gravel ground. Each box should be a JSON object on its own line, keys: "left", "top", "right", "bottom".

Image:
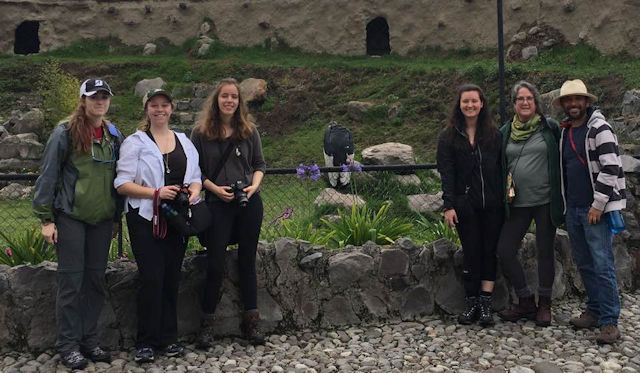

{"left": 2, "top": 292, "right": 640, "bottom": 373}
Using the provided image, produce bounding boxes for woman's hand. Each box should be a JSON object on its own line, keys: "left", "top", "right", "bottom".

{"left": 444, "top": 209, "right": 458, "bottom": 228}
{"left": 42, "top": 222, "right": 58, "bottom": 244}
{"left": 243, "top": 184, "right": 259, "bottom": 199}
{"left": 157, "top": 185, "right": 180, "bottom": 200}
{"left": 214, "top": 185, "right": 234, "bottom": 203}
{"left": 188, "top": 183, "right": 202, "bottom": 204}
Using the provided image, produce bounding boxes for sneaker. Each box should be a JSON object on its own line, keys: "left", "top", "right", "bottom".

{"left": 60, "top": 350, "right": 88, "bottom": 370}
{"left": 570, "top": 310, "right": 599, "bottom": 329}
{"left": 134, "top": 347, "right": 155, "bottom": 363}
{"left": 596, "top": 324, "right": 620, "bottom": 344}
{"left": 81, "top": 346, "right": 111, "bottom": 363}
{"left": 164, "top": 343, "right": 184, "bottom": 357}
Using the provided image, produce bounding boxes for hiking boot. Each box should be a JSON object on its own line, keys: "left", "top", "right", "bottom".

{"left": 477, "top": 294, "right": 495, "bottom": 327}
{"left": 536, "top": 296, "right": 552, "bottom": 327}
{"left": 60, "top": 351, "right": 88, "bottom": 370}
{"left": 596, "top": 324, "right": 620, "bottom": 344}
{"left": 457, "top": 296, "right": 479, "bottom": 325}
{"left": 498, "top": 295, "right": 537, "bottom": 322}
{"left": 241, "top": 310, "right": 265, "bottom": 345}
{"left": 81, "top": 346, "right": 111, "bottom": 363}
{"left": 196, "top": 313, "right": 216, "bottom": 350}
{"left": 134, "top": 347, "right": 154, "bottom": 363}
{"left": 164, "top": 343, "right": 184, "bottom": 357}
{"left": 570, "top": 310, "right": 599, "bottom": 329}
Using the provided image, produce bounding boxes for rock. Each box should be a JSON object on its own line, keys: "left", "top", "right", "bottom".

{"left": 621, "top": 155, "right": 640, "bottom": 173}
{"left": 528, "top": 26, "right": 541, "bottom": 35}
{"left": 197, "top": 43, "right": 211, "bottom": 56}
{"left": 178, "top": 112, "right": 194, "bottom": 125}
{"left": 510, "top": 367, "right": 535, "bottom": 373}
{"left": 347, "top": 101, "right": 375, "bottom": 121}
{"left": 176, "top": 99, "right": 191, "bottom": 111}
{"left": 193, "top": 83, "right": 215, "bottom": 98}
{"left": 134, "top": 77, "right": 165, "bottom": 97}
{"left": 407, "top": 192, "right": 443, "bottom": 213}
{"left": 239, "top": 78, "right": 268, "bottom": 103}
{"left": 142, "top": 43, "right": 156, "bottom": 55}
{"left": 542, "top": 39, "right": 556, "bottom": 48}
{"left": 0, "top": 158, "right": 40, "bottom": 172}
{"left": 0, "top": 125, "right": 8, "bottom": 140}
{"left": 361, "top": 142, "right": 415, "bottom": 165}
{"left": 563, "top": 0, "right": 576, "bottom": 12}
{"left": 314, "top": 188, "right": 365, "bottom": 208}
{"left": 328, "top": 252, "right": 374, "bottom": 292}
{"left": 378, "top": 249, "right": 409, "bottom": 277}
{"left": 532, "top": 362, "right": 563, "bottom": 373}
{"left": 510, "top": 0, "right": 523, "bottom": 11}
{"left": 511, "top": 32, "right": 527, "bottom": 42}
{"left": 434, "top": 269, "right": 465, "bottom": 315}
{"left": 321, "top": 295, "right": 360, "bottom": 327}
{"left": 401, "top": 285, "right": 433, "bottom": 319}
{"left": 5, "top": 109, "right": 45, "bottom": 136}
{"left": 0, "top": 133, "right": 44, "bottom": 160}
{"left": 300, "top": 252, "right": 323, "bottom": 269}
{"left": 540, "top": 88, "right": 564, "bottom": 119}
{"left": 393, "top": 174, "right": 421, "bottom": 185}
{"left": 199, "top": 22, "right": 211, "bottom": 36}
{"left": 622, "top": 90, "right": 640, "bottom": 117}
{"left": 387, "top": 102, "right": 402, "bottom": 120}
{"left": 521, "top": 45, "right": 538, "bottom": 60}
{"left": 0, "top": 183, "right": 34, "bottom": 200}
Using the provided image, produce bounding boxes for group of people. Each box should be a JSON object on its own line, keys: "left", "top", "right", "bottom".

{"left": 437, "top": 79, "right": 626, "bottom": 345}
{"left": 32, "top": 78, "right": 266, "bottom": 370}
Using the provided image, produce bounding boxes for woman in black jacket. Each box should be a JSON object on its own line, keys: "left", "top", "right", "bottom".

{"left": 436, "top": 84, "right": 504, "bottom": 326}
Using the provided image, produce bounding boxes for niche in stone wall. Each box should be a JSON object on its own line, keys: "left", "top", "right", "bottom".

{"left": 14, "top": 21, "right": 40, "bottom": 55}
{"left": 366, "top": 17, "right": 390, "bottom": 56}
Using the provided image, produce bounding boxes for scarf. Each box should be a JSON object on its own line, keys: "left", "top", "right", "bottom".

{"left": 510, "top": 114, "right": 541, "bottom": 141}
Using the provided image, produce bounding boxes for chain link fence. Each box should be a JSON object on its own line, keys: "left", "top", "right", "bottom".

{"left": 0, "top": 164, "right": 445, "bottom": 257}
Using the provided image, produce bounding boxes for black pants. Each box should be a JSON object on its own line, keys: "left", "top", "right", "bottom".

{"left": 55, "top": 213, "right": 112, "bottom": 354}
{"left": 455, "top": 206, "right": 504, "bottom": 297}
{"left": 496, "top": 203, "right": 556, "bottom": 298}
{"left": 202, "top": 193, "right": 263, "bottom": 314}
{"left": 126, "top": 210, "right": 186, "bottom": 348}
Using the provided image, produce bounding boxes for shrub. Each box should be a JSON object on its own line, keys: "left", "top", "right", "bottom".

{"left": 37, "top": 58, "right": 79, "bottom": 133}
{"left": 262, "top": 218, "right": 333, "bottom": 245}
{"left": 0, "top": 227, "right": 56, "bottom": 266}
{"left": 321, "top": 203, "right": 413, "bottom": 248}
{"left": 414, "top": 214, "right": 460, "bottom": 245}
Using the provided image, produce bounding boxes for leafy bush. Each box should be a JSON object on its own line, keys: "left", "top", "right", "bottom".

{"left": 37, "top": 58, "right": 79, "bottom": 133}
{"left": 414, "top": 214, "right": 460, "bottom": 245}
{"left": 321, "top": 203, "right": 413, "bottom": 248}
{"left": 262, "top": 219, "right": 333, "bottom": 245}
{"left": 0, "top": 227, "right": 56, "bottom": 266}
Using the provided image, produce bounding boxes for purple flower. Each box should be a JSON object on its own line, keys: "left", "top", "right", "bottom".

{"left": 4, "top": 248, "right": 11, "bottom": 257}
{"left": 341, "top": 164, "right": 349, "bottom": 172}
{"left": 352, "top": 163, "right": 362, "bottom": 172}
{"left": 297, "top": 162, "right": 321, "bottom": 181}
{"left": 296, "top": 163, "right": 307, "bottom": 179}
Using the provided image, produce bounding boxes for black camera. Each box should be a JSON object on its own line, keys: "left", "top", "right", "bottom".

{"left": 230, "top": 181, "right": 249, "bottom": 207}
{"left": 161, "top": 185, "right": 190, "bottom": 217}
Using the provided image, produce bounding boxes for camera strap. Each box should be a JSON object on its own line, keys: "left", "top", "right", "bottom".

{"left": 211, "top": 141, "right": 236, "bottom": 182}
{"left": 152, "top": 189, "right": 167, "bottom": 239}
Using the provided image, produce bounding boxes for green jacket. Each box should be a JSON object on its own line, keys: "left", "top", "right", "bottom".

{"left": 33, "top": 122, "right": 123, "bottom": 225}
{"left": 500, "top": 116, "right": 564, "bottom": 227}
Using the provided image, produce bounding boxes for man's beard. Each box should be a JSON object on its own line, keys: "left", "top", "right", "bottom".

{"left": 566, "top": 106, "right": 586, "bottom": 120}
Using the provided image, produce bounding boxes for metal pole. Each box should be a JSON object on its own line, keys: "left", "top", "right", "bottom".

{"left": 497, "top": 0, "right": 506, "bottom": 125}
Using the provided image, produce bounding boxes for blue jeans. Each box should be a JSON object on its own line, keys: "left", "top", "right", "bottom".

{"left": 565, "top": 206, "right": 620, "bottom": 326}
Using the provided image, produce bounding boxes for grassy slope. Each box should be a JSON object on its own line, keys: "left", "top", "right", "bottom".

{"left": 0, "top": 38, "right": 637, "bottom": 167}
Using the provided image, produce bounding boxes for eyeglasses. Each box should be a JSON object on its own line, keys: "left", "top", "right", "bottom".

{"left": 91, "top": 141, "right": 116, "bottom": 163}
{"left": 515, "top": 96, "right": 535, "bottom": 103}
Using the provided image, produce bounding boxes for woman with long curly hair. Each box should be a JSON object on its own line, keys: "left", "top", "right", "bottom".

{"left": 190, "top": 78, "right": 266, "bottom": 346}
{"left": 33, "top": 79, "right": 123, "bottom": 370}
{"left": 436, "top": 84, "right": 504, "bottom": 327}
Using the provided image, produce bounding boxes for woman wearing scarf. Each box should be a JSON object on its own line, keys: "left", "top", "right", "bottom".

{"left": 497, "top": 81, "right": 564, "bottom": 327}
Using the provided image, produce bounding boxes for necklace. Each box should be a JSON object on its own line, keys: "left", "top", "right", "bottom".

{"left": 163, "top": 153, "right": 171, "bottom": 174}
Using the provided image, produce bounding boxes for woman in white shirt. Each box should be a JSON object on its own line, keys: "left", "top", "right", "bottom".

{"left": 114, "top": 89, "right": 201, "bottom": 363}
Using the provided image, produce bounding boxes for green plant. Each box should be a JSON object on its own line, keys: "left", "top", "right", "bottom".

{"left": 0, "top": 227, "right": 56, "bottom": 266}
{"left": 37, "top": 58, "right": 79, "bottom": 133}
{"left": 262, "top": 218, "right": 333, "bottom": 245}
{"left": 321, "top": 203, "right": 413, "bottom": 248}
{"left": 414, "top": 214, "right": 460, "bottom": 245}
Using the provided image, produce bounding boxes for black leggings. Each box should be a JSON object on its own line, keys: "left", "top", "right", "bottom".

{"left": 126, "top": 210, "right": 186, "bottom": 348}
{"left": 496, "top": 204, "right": 556, "bottom": 298}
{"left": 456, "top": 206, "right": 504, "bottom": 296}
{"left": 202, "top": 193, "right": 263, "bottom": 314}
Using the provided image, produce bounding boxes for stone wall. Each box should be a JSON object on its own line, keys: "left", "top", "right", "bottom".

{"left": 2, "top": 0, "right": 640, "bottom": 56}
{"left": 1, "top": 228, "right": 637, "bottom": 353}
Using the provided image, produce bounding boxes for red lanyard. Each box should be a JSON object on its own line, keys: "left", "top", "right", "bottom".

{"left": 568, "top": 127, "right": 587, "bottom": 167}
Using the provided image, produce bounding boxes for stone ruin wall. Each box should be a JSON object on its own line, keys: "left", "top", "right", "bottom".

{"left": 2, "top": 0, "right": 640, "bottom": 56}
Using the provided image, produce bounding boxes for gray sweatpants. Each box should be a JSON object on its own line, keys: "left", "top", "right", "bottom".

{"left": 55, "top": 213, "right": 112, "bottom": 354}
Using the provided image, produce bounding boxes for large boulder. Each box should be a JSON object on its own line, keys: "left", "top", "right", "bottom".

{"left": 407, "top": 192, "right": 443, "bottom": 213}
{"left": 239, "top": 78, "right": 267, "bottom": 103}
{"left": 347, "top": 101, "right": 375, "bottom": 121}
{"left": 135, "top": 77, "right": 166, "bottom": 97}
{"left": 0, "top": 159, "right": 40, "bottom": 172}
{"left": 4, "top": 109, "right": 45, "bottom": 136}
{"left": 361, "top": 142, "right": 415, "bottom": 165}
{"left": 539, "top": 89, "right": 564, "bottom": 119}
{"left": 142, "top": 43, "right": 156, "bottom": 55}
{"left": 621, "top": 154, "right": 640, "bottom": 173}
{"left": 622, "top": 89, "right": 640, "bottom": 117}
{"left": 0, "top": 133, "right": 43, "bottom": 160}
{"left": 314, "top": 188, "right": 365, "bottom": 208}
{"left": 0, "top": 183, "right": 34, "bottom": 200}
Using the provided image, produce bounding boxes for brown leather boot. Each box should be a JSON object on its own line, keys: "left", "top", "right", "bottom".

{"left": 536, "top": 296, "right": 552, "bottom": 327}
{"left": 596, "top": 324, "right": 620, "bottom": 344}
{"left": 196, "top": 314, "right": 215, "bottom": 349}
{"left": 570, "top": 310, "right": 599, "bottom": 329}
{"left": 498, "top": 295, "right": 537, "bottom": 322}
{"left": 241, "top": 310, "right": 265, "bottom": 345}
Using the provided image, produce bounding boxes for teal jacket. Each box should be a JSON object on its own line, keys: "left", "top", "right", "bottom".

{"left": 500, "top": 116, "right": 564, "bottom": 227}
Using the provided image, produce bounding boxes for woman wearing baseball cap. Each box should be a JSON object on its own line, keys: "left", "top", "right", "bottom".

{"left": 115, "top": 88, "right": 202, "bottom": 363}
{"left": 33, "top": 78, "right": 123, "bottom": 370}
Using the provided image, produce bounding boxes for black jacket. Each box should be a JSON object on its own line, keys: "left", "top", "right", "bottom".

{"left": 436, "top": 125, "right": 503, "bottom": 212}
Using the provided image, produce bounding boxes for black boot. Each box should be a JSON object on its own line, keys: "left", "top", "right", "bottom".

{"left": 458, "top": 296, "right": 479, "bottom": 325}
{"left": 196, "top": 314, "right": 215, "bottom": 350}
{"left": 241, "top": 310, "right": 265, "bottom": 345}
{"left": 478, "top": 294, "right": 495, "bottom": 327}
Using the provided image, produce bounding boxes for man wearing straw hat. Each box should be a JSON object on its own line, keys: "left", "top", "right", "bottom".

{"left": 554, "top": 79, "right": 626, "bottom": 344}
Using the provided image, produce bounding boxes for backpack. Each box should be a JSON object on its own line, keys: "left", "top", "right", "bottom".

{"left": 323, "top": 122, "right": 354, "bottom": 166}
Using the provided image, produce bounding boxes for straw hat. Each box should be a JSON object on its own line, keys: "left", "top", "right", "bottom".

{"left": 552, "top": 79, "right": 598, "bottom": 108}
